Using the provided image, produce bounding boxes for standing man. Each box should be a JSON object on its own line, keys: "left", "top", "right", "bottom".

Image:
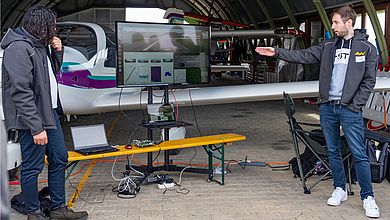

{"left": 256, "top": 5, "right": 380, "bottom": 218}
{"left": 1, "top": 5, "right": 88, "bottom": 220}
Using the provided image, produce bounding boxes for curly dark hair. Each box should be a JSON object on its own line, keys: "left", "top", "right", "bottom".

{"left": 22, "top": 5, "right": 57, "bottom": 45}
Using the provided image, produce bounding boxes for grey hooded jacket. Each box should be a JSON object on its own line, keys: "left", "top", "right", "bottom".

{"left": 275, "top": 29, "right": 377, "bottom": 112}
{"left": 0, "top": 118, "right": 9, "bottom": 220}
{"left": 1, "top": 27, "right": 63, "bottom": 135}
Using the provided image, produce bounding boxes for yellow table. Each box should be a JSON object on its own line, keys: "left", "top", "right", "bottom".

{"left": 68, "top": 133, "right": 245, "bottom": 161}
{"left": 66, "top": 133, "right": 246, "bottom": 207}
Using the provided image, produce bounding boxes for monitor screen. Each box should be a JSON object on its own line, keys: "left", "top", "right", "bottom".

{"left": 115, "top": 21, "right": 211, "bottom": 87}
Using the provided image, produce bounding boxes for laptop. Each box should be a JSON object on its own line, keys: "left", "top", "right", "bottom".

{"left": 147, "top": 103, "right": 175, "bottom": 121}
{"left": 71, "top": 124, "right": 118, "bottom": 155}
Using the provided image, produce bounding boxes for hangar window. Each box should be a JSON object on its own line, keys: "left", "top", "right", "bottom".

{"left": 353, "top": 13, "right": 362, "bottom": 29}
{"left": 101, "top": 26, "right": 116, "bottom": 68}
{"left": 126, "top": 8, "right": 168, "bottom": 23}
{"left": 364, "top": 10, "right": 386, "bottom": 50}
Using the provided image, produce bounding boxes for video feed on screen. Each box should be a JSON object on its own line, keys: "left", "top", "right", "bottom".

{"left": 116, "top": 22, "right": 210, "bottom": 87}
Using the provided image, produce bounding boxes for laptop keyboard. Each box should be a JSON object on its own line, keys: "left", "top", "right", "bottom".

{"left": 77, "top": 145, "right": 117, "bottom": 155}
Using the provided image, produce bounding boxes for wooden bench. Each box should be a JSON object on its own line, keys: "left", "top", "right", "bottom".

{"left": 66, "top": 133, "right": 246, "bottom": 207}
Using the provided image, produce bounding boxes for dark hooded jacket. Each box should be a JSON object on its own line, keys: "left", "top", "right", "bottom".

{"left": 274, "top": 29, "right": 378, "bottom": 112}
{"left": 1, "top": 27, "right": 63, "bottom": 135}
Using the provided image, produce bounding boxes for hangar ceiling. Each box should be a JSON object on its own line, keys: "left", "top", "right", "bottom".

{"left": 1, "top": 0, "right": 388, "bottom": 32}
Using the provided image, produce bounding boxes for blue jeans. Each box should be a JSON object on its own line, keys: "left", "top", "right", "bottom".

{"left": 320, "top": 103, "right": 373, "bottom": 200}
{"left": 19, "top": 110, "right": 68, "bottom": 212}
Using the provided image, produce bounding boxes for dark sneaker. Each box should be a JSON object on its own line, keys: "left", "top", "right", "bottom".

{"left": 50, "top": 206, "right": 88, "bottom": 220}
{"left": 27, "top": 210, "right": 49, "bottom": 220}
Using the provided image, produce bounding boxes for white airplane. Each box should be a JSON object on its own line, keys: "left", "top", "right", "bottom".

{"left": 54, "top": 22, "right": 390, "bottom": 115}
{"left": 2, "top": 22, "right": 390, "bottom": 172}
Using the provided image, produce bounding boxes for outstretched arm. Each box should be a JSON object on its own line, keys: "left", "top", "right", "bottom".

{"left": 255, "top": 44, "right": 323, "bottom": 64}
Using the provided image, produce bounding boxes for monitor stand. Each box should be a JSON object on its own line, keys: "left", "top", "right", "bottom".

{"left": 130, "top": 85, "right": 208, "bottom": 177}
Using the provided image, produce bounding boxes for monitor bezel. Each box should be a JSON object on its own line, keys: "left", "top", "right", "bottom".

{"left": 115, "top": 21, "right": 211, "bottom": 88}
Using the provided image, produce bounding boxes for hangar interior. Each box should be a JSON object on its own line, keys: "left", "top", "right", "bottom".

{"left": 2, "top": 0, "right": 389, "bottom": 84}
{"left": 2, "top": 1, "right": 390, "bottom": 220}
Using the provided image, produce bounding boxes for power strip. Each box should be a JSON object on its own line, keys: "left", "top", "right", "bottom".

{"left": 213, "top": 167, "right": 227, "bottom": 175}
{"left": 157, "top": 182, "right": 175, "bottom": 189}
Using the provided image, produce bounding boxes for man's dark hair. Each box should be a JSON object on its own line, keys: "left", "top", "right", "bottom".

{"left": 22, "top": 5, "right": 57, "bottom": 45}
{"left": 331, "top": 5, "right": 357, "bottom": 26}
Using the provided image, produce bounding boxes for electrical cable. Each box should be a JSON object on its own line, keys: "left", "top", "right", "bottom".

{"left": 126, "top": 126, "right": 140, "bottom": 146}
{"left": 111, "top": 156, "right": 144, "bottom": 199}
{"left": 177, "top": 165, "right": 194, "bottom": 185}
{"left": 67, "top": 178, "right": 112, "bottom": 204}
{"left": 170, "top": 88, "right": 179, "bottom": 120}
{"left": 151, "top": 148, "right": 161, "bottom": 164}
{"left": 159, "top": 166, "right": 192, "bottom": 195}
{"left": 225, "top": 159, "right": 246, "bottom": 173}
{"left": 188, "top": 88, "right": 202, "bottom": 136}
{"left": 152, "top": 93, "right": 165, "bottom": 98}
{"left": 118, "top": 88, "right": 128, "bottom": 119}
{"left": 139, "top": 87, "right": 146, "bottom": 121}
{"left": 188, "top": 147, "right": 197, "bottom": 166}
{"left": 163, "top": 182, "right": 190, "bottom": 195}
{"left": 117, "top": 87, "right": 145, "bottom": 148}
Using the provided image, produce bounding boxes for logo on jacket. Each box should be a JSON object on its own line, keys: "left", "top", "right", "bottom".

{"left": 355, "top": 51, "right": 366, "bottom": 56}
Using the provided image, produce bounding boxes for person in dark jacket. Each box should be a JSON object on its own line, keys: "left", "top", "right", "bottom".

{"left": 255, "top": 5, "right": 380, "bottom": 218}
{"left": 1, "top": 5, "right": 88, "bottom": 220}
{"left": 1, "top": 119, "right": 10, "bottom": 220}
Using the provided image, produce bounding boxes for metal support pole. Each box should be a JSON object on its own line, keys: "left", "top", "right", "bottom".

{"left": 147, "top": 87, "right": 153, "bottom": 170}
{"left": 312, "top": 0, "right": 333, "bottom": 39}
{"left": 208, "top": 145, "right": 213, "bottom": 182}
{"left": 255, "top": 0, "right": 276, "bottom": 29}
{"left": 221, "top": 144, "right": 225, "bottom": 185}
{"left": 163, "top": 86, "right": 170, "bottom": 166}
{"left": 279, "top": 0, "right": 310, "bottom": 77}
{"left": 362, "top": 0, "right": 389, "bottom": 66}
{"left": 279, "top": 0, "right": 299, "bottom": 29}
{"left": 289, "top": 120, "right": 310, "bottom": 194}
{"left": 237, "top": 0, "right": 258, "bottom": 28}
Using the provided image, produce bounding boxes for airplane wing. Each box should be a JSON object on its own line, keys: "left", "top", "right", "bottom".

{"left": 59, "top": 75, "right": 390, "bottom": 115}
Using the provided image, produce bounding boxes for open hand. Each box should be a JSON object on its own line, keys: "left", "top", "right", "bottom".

{"left": 255, "top": 47, "right": 276, "bottom": 57}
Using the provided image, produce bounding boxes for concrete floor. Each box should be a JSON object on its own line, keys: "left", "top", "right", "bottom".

{"left": 8, "top": 99, "right": 390, "bottom": 220}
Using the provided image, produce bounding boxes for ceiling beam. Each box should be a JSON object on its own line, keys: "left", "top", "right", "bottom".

{"left": 279, "top": 0, "right": 299, "bottom": 29}
{"left": 237, "top": 0, "right": 257, "bottom": 28}
{"left": 312, "top": 0, "right": 333, "bottom": 38}
{"left": 255, "top": 0, "right": 275, "bottom": 29}
{"left": 362, "top": 0, "right": 388, "bottom": 65}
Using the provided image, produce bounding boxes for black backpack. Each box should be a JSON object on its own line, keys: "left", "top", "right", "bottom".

{"left": 366, "top": 139, "right": 389, "bottom": 183}
{"left": 289, "top": 147, "right": 317, "bottom": 178}
{"left": 11, "top": 187, "right": 51, "bottom": 217}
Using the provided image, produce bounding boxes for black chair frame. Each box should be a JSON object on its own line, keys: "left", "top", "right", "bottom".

{"left": 284, "top": 92, "right": 354, "bottom": 195}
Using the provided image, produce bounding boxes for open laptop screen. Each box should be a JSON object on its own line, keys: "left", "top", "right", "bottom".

{"left": 71, "top": 124, "right": 109, "bottom": 150}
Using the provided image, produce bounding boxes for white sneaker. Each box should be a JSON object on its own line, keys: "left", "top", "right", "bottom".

{"left": 363, "top": 196, "right": 380, "bottom": 218}
{"left": 327, "top": 187, "right": 347, "bottom": 206}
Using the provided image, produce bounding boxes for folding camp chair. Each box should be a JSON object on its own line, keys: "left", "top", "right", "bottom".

{"left": 283, "top": 92, "right": 354, "bottom": 195}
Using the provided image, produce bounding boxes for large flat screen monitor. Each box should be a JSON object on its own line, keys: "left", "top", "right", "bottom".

{"left": 116, "top": 21, "right": 211, "bottom": 87}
